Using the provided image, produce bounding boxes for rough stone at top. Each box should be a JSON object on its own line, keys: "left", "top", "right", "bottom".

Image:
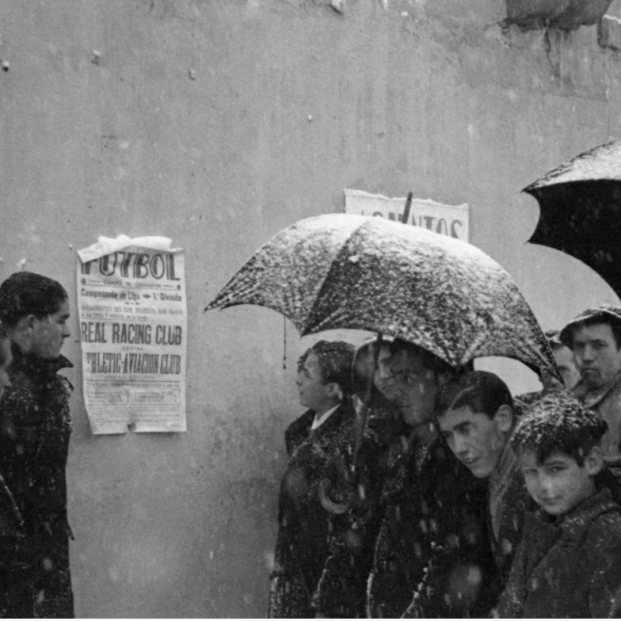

{"left": 505, "top": 0, "right": 614, "bottom": 30}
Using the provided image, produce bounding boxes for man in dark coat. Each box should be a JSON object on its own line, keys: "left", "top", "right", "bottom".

{"left": 268, "top": 340, "right": 379, "bottom": 618}
{"left": 365, "top": 340, "right": 494, "bottom": 618}
{"left": 436, "top": 371, "right": 532, "bottom": 592}
{"left": 0, "top": 272, "right": 74, "bottom": 618}
{"left": 0, "top": 324, "right": 31, "bottom": 618}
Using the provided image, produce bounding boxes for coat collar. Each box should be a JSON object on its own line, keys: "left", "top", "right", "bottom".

{"left": 527, "top": 487, "right": 618, "bottom": 543}
{"left": 307, "top": 400, "right": 353, "bottom": 437}
{"left": 573, "top": 370, "right": 621, "bottom": 408}
{"left": 10, "top": 341, "right": 73, "bottom": 377}
{"left": 287, "top": 399, "right": 354, "bottom": 445}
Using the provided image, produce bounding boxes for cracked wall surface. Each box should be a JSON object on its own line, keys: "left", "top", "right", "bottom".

{"left": 0, "top": 0, "right": 620, "bottom": 616}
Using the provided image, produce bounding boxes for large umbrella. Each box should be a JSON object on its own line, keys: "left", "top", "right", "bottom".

{"left": 206, "top": 213, "right": 554, "bottom": 375}
{"left": 524, "top": 139, "right": 621, "bottom": 299}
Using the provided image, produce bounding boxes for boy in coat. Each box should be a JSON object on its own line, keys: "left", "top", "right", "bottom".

{"left": 267, "top": 340, "right": 379, "bottom": 618}
{"left": 498, "top": 391, "right": 621, "bottom": 618}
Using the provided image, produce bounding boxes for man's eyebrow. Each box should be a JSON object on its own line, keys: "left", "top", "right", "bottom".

{"left": 454, "top": 421, "right": 471, "bottom": 431}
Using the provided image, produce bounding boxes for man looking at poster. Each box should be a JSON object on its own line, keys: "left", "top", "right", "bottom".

{"left": 0, "top": 272, "right": 74, "bottom": 618}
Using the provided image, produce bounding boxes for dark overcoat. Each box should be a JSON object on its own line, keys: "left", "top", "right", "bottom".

{"left": 498, "top": 487, "right": 621, "bottom": 618}
{"left": 268, "top": 400, "right": 379, "bottom": 618}
{"left": 366, "top": 419, "right": 496, "bottom": 619}
{"left": 0, "top": 345, "right": 74, "bottom": 618}
{"left": 488, "top": 455, "right": 534, "bottom": 587}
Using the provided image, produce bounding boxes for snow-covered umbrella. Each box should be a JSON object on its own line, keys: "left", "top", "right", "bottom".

{"left": 524, "top": 139, "right": 621, "bottom": 300}
{"left": 205, "top": 213, "right": 554, "bottom": 376}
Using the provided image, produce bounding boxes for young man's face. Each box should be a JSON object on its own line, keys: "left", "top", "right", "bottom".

{"left": 296, "top": 352, "right": 337, "bottom": 413}
{"left": 518, "top": 449, "right": 597, "bottom": 516}
{"left": 438, "top": 405, "right": 510, "bottom": 478}
{"left": 572, "top": 323, "right": 621, "bottom": 389}
{"left": 30, "top": 299, "right": 71, "bottom": 360}
{"left": 384, "top": 349, "right": 437, "bottom": 427}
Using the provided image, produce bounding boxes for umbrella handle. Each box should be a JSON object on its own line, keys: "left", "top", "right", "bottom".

{"left": 318, "top": 478, "right": 349, "bottom": 514}
{"left": 402, "top": 192, "right": 413, "bottom": 224}
{"left": 352, "top": 333, "right": 383, "bottom": 472}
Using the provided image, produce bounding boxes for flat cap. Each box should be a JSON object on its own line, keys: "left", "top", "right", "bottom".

{"left": 560, "top": 304, "right": 621, "bottom": 348}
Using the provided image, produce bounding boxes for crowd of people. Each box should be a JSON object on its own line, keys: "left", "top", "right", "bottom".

{"left": 1, "top": 266, "right": 620, "bottom": 619}
{"left": 268, "top": 304, "right": 621, "bottom": 618}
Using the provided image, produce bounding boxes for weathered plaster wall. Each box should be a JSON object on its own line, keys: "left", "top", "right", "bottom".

{"left": 0, "top": 0, "right": 619, "bottom": 616}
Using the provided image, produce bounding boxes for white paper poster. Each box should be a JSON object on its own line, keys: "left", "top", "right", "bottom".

{"left": 76, "top": 235, "right": 187, "bottom": 434}
{"left": 345, "top": 189, "right": 470, "bottom": 242}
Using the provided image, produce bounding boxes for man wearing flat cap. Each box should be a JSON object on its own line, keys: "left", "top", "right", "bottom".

{"left": 560, "top": 305, "right": 621, "bottom": 472}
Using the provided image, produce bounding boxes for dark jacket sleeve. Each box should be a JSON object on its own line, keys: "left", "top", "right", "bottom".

{"left": 496, "top": 538, "right": 527, "bottom": 619}
{"left": 312, "top": 432, "right": 382, "bottom": 617}
{"left": 587, "top": 515, "right": 621, "bottom": 618}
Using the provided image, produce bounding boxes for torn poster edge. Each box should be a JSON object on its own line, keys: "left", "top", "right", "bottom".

{"left": 77, "top": 234, "right": 183, "bottom": 263}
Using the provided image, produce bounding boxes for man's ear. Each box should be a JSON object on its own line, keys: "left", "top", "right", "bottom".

{"left": 585, "top": 446, "right": 604, "bottom": 476}
{"left": 494, "top": 404, "right": 514, "bottom": 434}
{"left": 17, "top": 314, "right": 37, "bottom": 332}
{"left": 326, "top": 382, "right": 344, "bottom": 402}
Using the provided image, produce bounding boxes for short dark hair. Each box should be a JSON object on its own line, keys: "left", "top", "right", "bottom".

{"left": 389, "top": 338, "right": 456, "bottom": 378}
{"left": 298, "top": 340, "right": 356, "bottom": 396}
{"left": 437, "top": 370, "right": 513, "bottom": 420}
{"left": 510, "top": 391, "right": 607, "bottom": 467}
{"left": 0, "top": 272, "right": 68, "bottom": 328}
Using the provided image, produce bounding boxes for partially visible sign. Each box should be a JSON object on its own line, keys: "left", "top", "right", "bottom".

{"left": 344, "top": 189, "right": 470, "bottom": 242}
{"left": 76, "top": 235, "right": 187, "bottom": 435}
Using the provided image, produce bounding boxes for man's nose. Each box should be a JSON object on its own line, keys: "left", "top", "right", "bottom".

{"left": 581, "top": 345, "right": 594, "bottom": 361}
{"left": 453, "top": 435, "right": 468, "bottom": 455}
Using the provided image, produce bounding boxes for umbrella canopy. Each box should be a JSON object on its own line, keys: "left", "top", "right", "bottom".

{"left": 206, "top": 213, "right": 554, "bottom": 375}
{"left": 524, "top": 139, "right": 621, "bottom": 299}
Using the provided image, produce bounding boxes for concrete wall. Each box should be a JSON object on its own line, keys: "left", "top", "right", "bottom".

{"left": 0, "top": 0, "right": 619, "bottom": 616}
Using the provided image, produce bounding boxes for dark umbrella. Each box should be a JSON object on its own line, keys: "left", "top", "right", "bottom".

{"left": 206, "top": 213, "right": 555, "bottom": 375}
{"left": 524, "top": 139, "right": 621, "bottom": 299}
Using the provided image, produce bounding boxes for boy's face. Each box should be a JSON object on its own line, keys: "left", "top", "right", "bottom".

{"left": 438, "top": 405, "right": 511, "bottom": 478}
{"left": 572, "top": 323, "right": 621, "bottom": 389}
{"left": 518, "top": 449, "right": 598, "bottom": 516}
{"left": 296, "top": 353, "right": 337, "bottom": 413}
